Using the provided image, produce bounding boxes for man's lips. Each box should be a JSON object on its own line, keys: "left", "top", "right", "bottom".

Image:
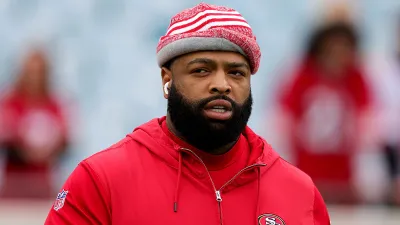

{"left": 204, "top": 99, "right": 232, "bottom": 111}
{"left": 203, "top": 99, "right": 233, "bottom": 120}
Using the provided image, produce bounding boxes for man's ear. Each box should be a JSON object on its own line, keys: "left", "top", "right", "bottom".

{"left": 161, "top": 67, "right": 172, "bottom": 99}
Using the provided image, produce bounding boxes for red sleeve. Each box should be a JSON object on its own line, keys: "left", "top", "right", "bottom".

{"left": 313, "top": 186, "right": 331, "bottom": 225}
{"left": 0, "top": 100, "right": 6, "bottom": 144}
{"left": 44, "top": 161, "right": 111, "bottom": 225}
{"left": 278, "top": 75, "right": 299, "bottom": 111}
{"left": 349, "top": 70, "right": 372, "bottom": 110}
{"left": 0, "top": 97, "right": 15, "bottom": 144}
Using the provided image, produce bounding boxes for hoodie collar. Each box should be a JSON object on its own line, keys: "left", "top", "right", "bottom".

{"left": 129, "top": 117, "right": 279, "bottom": 173}
{"left": 160, "top": 118, "right": 248, "bottom": 171}
{"left": 128, "top": 116, "right": 281, "bottom": 214}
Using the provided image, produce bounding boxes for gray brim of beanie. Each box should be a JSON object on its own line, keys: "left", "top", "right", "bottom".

{"left": 157, "top": 37, "right": 247, "bottom": 67}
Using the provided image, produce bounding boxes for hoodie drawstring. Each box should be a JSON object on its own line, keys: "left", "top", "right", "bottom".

{"left": 174, "top": 151, "right": 183, "bottom": 212}
{"left": 256, "top": 167, "right": 261, "bottom": 222}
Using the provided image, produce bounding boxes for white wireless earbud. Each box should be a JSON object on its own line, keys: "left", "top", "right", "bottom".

{"left": 164, "top": 82, "right": 170, "bottom": 95}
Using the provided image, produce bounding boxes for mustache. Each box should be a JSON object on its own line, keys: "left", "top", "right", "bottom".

{"left": 197, "top": 95, "right": 237, "bottom": 109}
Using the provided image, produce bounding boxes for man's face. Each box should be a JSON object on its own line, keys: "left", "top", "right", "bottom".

{"left": 162, "top": 51, "right": 253, "bottom": 152}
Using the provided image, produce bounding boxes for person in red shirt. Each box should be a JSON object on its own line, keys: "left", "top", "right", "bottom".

{"left": 0, "top": 48, "right": 70, "bottom": 199}
{"left": 45, "top": 3, "right": 330, "bottom": 224}
{"left": 274, "top": 21, "right": 372, "bottom": 204}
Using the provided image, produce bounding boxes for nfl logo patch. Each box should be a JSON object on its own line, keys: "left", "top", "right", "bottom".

{"left": 53, "top": 189, "right": 68, "bottom": 211}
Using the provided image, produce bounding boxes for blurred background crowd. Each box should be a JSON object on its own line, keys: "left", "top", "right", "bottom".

{"left": 0, "top": 0, "right": 400, "bottom": 224}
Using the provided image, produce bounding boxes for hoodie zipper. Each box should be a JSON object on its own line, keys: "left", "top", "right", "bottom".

{"left": 180, "top": 148, "right": 266, "bottom": 225}
{"left": 215, "top": 164, "right": 266, "bottom": 225}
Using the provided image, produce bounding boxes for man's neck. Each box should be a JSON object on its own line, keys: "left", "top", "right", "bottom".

{"left": 165, "top": 115, "right": 236, "bottom": 155}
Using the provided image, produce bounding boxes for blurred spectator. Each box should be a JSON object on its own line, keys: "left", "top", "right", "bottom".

{"left": 271, "top": 20, "right": 374, "bottom": 204}
{"left": 0, "top": 48, "right": 70, "bottom": 199}
{"left": 383, "top": 17, "right": 400, "bottom": 207}
{"left": 383, "top": 143, "right": 400, "bottom": 206}
{"left": 368, "top": 17, "right": 400, "bottom": 206}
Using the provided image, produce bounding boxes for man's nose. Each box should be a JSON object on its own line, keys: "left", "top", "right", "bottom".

{"left": 209, "top": 72, "right": 231, "bottom": 95}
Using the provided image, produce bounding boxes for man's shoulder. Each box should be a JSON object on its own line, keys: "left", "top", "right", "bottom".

{"left": 80, "top": 117, "right": 167, "bottom": 176}
{"left": 269, "top": 157, "right": 315, "bottom": 190}
{"left": 82, "top": 135, "right": 140, "bottom": 171}
{"left": 260, "top": 140, "right": 314, "bottom": 189}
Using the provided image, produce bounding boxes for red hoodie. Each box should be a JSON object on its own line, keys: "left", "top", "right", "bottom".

{"left": 45, "top": 117, "right": 330, "bottom": 225}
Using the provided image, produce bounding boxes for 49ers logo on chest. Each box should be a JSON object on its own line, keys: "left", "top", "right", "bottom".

{"left": 258, "top": 214, "right": 286, "bottom": 225}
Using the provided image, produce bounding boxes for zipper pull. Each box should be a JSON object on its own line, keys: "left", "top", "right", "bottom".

{"left": 215, "top": 190, "right": 222, "bottom": 202}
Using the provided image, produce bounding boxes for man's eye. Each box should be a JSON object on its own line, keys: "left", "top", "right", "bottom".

{"left": 192, "top": 68, "right": 209, "bottom": 74}
{"left": 229, "top": 70, "right": 245, "bottom": 77}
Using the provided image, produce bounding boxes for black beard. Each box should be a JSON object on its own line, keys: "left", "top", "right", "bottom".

{"left": 167, "top": 83, "right": 253, "bottom": 153}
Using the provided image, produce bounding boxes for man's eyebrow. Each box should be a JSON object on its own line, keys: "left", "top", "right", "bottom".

{"left": 186, "top": 58, "right": 250, "bottom": 71}
{"left": 224, "top": 62, "right": 250, "bottom": 70}
{"left": 187, "top": 58, "right": 215, "bottom": 66}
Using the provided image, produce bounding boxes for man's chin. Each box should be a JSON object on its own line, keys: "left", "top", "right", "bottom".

{"left": 204, "top": 119, "right": 230, "bottom": 130}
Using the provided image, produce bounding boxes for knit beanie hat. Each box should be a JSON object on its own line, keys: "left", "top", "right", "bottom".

{"left": 156, "top": 3, "right": 261, "bottom": 74}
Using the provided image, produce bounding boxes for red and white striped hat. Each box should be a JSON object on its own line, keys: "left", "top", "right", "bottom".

{"left": 157, "top": 3, "right": 261, "bottom": 74}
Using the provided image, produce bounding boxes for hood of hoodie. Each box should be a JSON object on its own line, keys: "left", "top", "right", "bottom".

{"left": 127, "top": 117, "right": 280, "bottom": 177}
{"left": 127, "top": 117, "right": 281, "bottom": 214}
